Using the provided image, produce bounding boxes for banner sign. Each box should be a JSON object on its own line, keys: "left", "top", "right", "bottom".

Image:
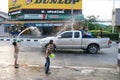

{"left": 9, "top": 0, "right": 82, "bottom": 12}
{"left": 24, "top": 14, "right": 44, "bottom": 19}
{"left": 10, "top": 14, "right": 84, "bottom": 20}
{"left": 35, "top": 23, "right": 63, "bottom": 27}
{"left": 21, "top": 9, "right": 82, "bottom": 14}
{"left": 46, "top": 14, "right": 84, "bottom": 20}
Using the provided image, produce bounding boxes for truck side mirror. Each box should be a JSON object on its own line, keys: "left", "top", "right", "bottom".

{"left": 57, "top": 35, "right": 61, "bottom": 39}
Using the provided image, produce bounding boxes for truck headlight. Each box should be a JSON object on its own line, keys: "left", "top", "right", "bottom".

{"left": 40, "top": 39, "right": 46, "bottom": 43}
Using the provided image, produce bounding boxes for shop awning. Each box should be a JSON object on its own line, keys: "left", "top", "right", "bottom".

{"left": 1, "top": 20, "right": 82, "bottom": 24}
{"left": 4, "top": 24, "right": 15, "bottom": 27}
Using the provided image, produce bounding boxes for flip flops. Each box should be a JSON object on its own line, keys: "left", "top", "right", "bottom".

{"left": 14, "top": 64, "right": 19, "bottom": 68}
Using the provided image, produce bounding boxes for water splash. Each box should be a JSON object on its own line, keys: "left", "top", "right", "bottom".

{"left": 16, "top": 26, "right": 41, "bottom": 42}
{"left": 57, "top": 24, "right": 69, "bottom": 35}
{"left": 30, "top": 27, "right": 41, "bottom": 37}
{"left": 57, "top": 16, "right": 76, "bottom": 35}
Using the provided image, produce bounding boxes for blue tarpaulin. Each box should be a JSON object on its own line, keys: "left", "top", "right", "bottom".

{"left": 4, "top": 24, "right": 15, "bottom": 27}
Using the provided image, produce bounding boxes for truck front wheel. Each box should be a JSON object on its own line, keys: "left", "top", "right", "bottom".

{"left": 87, "top": 44, "right": 99, "bottom": 54}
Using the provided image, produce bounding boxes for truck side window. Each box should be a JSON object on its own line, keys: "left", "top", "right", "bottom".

{"left": 74, "top": 32, "right": 80, "bottom": 38}
{"left": 61, "top": 32, "right": 72, "bottom": 38}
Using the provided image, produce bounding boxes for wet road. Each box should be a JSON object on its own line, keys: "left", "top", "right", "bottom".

{"left": 0, "top": 41, "right": 118, "bottom": 68}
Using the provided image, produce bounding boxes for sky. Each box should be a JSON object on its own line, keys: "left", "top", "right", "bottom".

{"left": 0, "top": 0, "right": 120, "bottom": 20}
{"left": 83, "top": 0, "right": 120, "bottom": 20}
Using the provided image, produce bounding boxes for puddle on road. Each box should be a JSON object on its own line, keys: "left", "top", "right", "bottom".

{"left": 0, "top": 63, "right": 10, "bottom": 68}
{"left": 81, "top": 69, "right": 95, "bottom": 75}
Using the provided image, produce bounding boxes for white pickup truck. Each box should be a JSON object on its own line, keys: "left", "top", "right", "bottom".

{"left": 40, "top": 30, "right": 111, "bottom": 54}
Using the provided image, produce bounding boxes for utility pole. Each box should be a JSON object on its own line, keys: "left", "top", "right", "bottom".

{"left": 71, "top": 0, "right": 74, "bottom": 30}
{"left": 112, "top": 0, "right": 115, "bottom": 33}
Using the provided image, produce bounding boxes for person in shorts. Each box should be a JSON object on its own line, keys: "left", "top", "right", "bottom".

{"left": 12, "top": 41, "right": 19, "bottom": 68}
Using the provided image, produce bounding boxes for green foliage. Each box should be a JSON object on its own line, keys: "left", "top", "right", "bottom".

{"left": 90, "top": 30, "right": 111, "bottom": 34}
{"left": 90, "top": 30, "right": 119, "bottom": 40}
{"left": 104, "top": 25, "right": 112, "bottom": 32}
{"left": 82, "top": 15, "right": 103, "bottom": 30}
{"left": 81, "top": 15, "right": 119, "bottom": 40}
{"left": 104, "top": 26, "right": 119, "bottom": 34}
{"left": 103, "top": 33, "right": 119, "bottom": 41}
{"left": 88, "top": 23, "right": 102, "bottom": 30}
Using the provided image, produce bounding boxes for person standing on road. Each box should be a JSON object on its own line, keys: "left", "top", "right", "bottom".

{"left": 12, "top": 41, "right": 20, "bottom": 68}
{"left": 44, "top": 40, "right": 54, "bottom": 74}
{"left": 79, "top": 27, "right": 84, "bottom": 36}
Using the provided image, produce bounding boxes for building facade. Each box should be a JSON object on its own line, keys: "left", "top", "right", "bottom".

{"left": 7, "top": 0, "right": 83, "bottom": 35}
{"left": 112, "top": 8, "right": 120, "bottom": 26}
{"left": 0, "top": 11, "right": 9, "bottom": 36}
{"left": 112, "top": 8, "right": 120, "bottom": 72}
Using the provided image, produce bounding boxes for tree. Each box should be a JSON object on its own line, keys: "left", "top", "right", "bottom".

{"left": 82, "top": 15, "right": 102, "bottom": 30}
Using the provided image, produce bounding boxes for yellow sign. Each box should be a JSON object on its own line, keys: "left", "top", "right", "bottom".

{"left": 9, "top": 0, "right": 82, "bottom": 12}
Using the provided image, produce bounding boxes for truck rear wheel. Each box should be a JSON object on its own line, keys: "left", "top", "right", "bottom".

{"left": 87, "top": 44, "right": 99, "bottom": 54}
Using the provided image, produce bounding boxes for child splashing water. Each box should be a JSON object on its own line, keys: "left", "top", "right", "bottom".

{"left": 12, "top": 42, "right": 20, "bottom": 68}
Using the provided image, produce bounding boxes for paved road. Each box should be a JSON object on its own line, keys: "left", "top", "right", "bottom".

{"left": 0, "top": 41, "right": 118, "bottom": 68}
{"left": 0, "top": 41, "right": 119, "bottom": 80}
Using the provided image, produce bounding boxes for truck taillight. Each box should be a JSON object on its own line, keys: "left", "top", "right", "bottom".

{"left": 108, "top": 40, "right": 111, "bottom": 45}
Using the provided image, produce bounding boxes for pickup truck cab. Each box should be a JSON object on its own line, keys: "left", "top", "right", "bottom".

{"left": 40, "top": 30, "right": 111, "bottom": 54}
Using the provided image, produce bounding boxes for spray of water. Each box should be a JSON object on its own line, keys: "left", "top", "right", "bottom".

{"left": 16, "top": 26, "right": 41, "bottom": 42}
{"left": 30, "top": 27, "right": 41, "bottom": 37}
{"left": 56, "top": 16, "right": 76, "bottom": 35}
{"left": 57, "top": 24, "right": 69, "bottom": 35}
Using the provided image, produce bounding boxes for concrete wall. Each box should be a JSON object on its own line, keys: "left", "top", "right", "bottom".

{"left": 0, "top": 24, "right": 9, "bottom": 37}
{"left": 0, "top": 11, "right": 9, "bottom": 36}
{"left": 112, "top": 8, "right": 120, "bottom": 26}
{"left": 112, "top": 8, "right": 120, "bottom": 72}
{"left": 0, "top": 24, "right": 4, "bottom": 34}
{"left": 0, "top": 17, "right": 5, "bottom": 22}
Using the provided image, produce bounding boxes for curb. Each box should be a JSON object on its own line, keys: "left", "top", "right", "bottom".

{"left": 0, "top": 38, "right": 40, "bottom": 42}
{"left": 8, "top": 64, "right": 116, "bottom": 71}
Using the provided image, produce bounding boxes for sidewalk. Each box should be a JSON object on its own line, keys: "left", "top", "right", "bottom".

{"left": 0, "top": 34, "right": 54, "bottom": 38}
{"left": 0, "top": 64, "right": 119, "bottom": 80}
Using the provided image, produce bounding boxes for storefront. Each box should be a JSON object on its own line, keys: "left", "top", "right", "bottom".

{"left": 2, "top": 20, "right": 73, "bottom": 35}
{"left": 8, "top": 0, "right": 83, "bottom": 35}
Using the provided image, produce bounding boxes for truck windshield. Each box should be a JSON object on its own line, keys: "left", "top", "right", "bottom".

{"left": 60, "top": 32, "right": 72, "bottom": 38}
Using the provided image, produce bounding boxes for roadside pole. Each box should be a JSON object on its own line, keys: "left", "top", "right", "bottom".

{"left": 112, "top": 8, "right": 120, "bottom": 74}
{"left": 118, "top": 27, "right": 120, "bottom": 74}
{"left": 118, "top": 43, "right": 120, "bottom": 73}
